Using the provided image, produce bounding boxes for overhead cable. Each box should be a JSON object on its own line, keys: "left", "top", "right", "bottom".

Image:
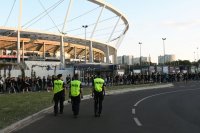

{"left": 22, "top": 0, "right": 65, "bottom": 29}
{"left": 66, "top": 15, "right": 118, "bottom": 33}
{"left": 4, "top": 0, "right": 17, "bottom": 26}
{"left": 45, "top": 6, "right": 100, "bottom": 31}
{"left": 74, "top": 25, "right": 124, "bottom": 36}
{"left": 38, "top": 0, "right": 61, "bottom": 33}
{"left": 93, "top": 30, "right": 124, "bottom": 38}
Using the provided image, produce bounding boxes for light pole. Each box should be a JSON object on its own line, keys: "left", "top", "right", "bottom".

{"left": 197, "top": 47, "right": 199, "bottom": 61}
{"left": 139, "top": 42, "right": 142, "bottom": 72}
{"left": 197, "top": 47, "right": 199, "bottom": 73}
{"left": 194, "top": 52, "right": 196, "bottom": 62}
{"left": 82, "top": 25, "right": 88, "bottom": 63}
{"left": 162, "top": 38, "right": 166, "bottom": 65}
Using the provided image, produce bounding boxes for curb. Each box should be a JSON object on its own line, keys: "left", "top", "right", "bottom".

{"left": 0, "top": 83, "right": 173, "bottom": 133}
{"left": 107, "top": 84, "right": 173, "bottom": 95}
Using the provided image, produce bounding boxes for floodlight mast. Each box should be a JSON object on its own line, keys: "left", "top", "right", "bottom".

{"left": 60, "top": 0, "right": 73, "bottom": 68}
{"left": 162, "top": 38, "right": 166, "bottom": 65}
{"left": 17, "top": 0, "right": 22, "bottom": 64}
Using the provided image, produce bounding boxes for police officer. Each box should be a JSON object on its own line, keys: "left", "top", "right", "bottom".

{"left": 69, "top": 74, "right": 83, "bottom": 118}
{"left": 92, "top": 73, "right": 105, "bottom": 117}
{"left": 53, "top": 74, "right": 65, "bottom": 116}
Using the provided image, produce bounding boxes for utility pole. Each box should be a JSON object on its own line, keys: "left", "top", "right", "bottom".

{"left": 139, "top": 42, "right": 142, "bottom": 73}
{"left": 162, "top": 38, "right": 166, "bottom": 65}
{"left": 82, "top": 25, "right": 88, "bottom": 63}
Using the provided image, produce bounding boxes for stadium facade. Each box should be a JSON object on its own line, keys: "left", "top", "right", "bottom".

{"left": 0, "top": 0, "right": 129, "bottom": 79}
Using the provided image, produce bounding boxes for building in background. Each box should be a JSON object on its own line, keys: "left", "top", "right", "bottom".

{"left": 117, "top": 56, "right": 123, "bottom": 64}
{"left": 117, "top": 55, "right": 151, "bottom": 65}
{"left": 132, "top": 56, "right": 151, "bottom": 65}
{"left": 123, "top": 55, "right": 134, "bottom": 65}
{"left": 158, "top": 54, "right": 176, "bottom": 64}
{"left": 117, "top": 55, "right": 133, "bottom": 65}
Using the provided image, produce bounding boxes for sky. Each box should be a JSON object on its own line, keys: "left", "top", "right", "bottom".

{"left": 106, "top": 0, "right": 200, "bottom": 63}
{"left": 0, "top": 0, "right": 200, "bottom": 63}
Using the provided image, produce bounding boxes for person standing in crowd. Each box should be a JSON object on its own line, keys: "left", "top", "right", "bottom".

{"left": 0, "top": 76, "right": 4, "bottom": 93}
{"left": 66, "top": 74, "right": 71, "bottom": 89}
{"left": 47, "top": 75, "right": 52, "bottom": 92}
{"left": 42, "top": 76, "right": 46, "bottom": 90}
{"left": 69, "top": 74, "right": 83, "bottom": 118}
{"left": 53, "top": 74, "right": 65, "bottom": 116}
{"left": 92, "top": 72, "right": 106, "bottom": 117}
{"left": 38, "top": 77, "right": 42, "bottom": 91}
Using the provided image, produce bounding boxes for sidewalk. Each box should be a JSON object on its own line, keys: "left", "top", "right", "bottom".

{"left": 1, "top": 83, "right": 173, "bottom": 133}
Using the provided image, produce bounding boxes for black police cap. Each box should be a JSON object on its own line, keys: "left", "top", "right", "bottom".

{"left": 57, "top": 74, "right": 62, "bottom": 78}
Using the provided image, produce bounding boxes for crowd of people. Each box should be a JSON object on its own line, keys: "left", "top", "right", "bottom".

{"left": 0, "top": 71, "right": 200, "bottom": 94}
{"left": 0, "top": 75, "right": 56, "bottom": 93}
{"left": 104, "top": 72, "right": 200, "bottom": 86}
{"left": 83, "top": 72, "right": 200, "bottom": 87}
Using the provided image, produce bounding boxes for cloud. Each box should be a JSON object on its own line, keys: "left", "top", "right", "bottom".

{"left": 162, "top": 19, "right": 200, "bottom": 31}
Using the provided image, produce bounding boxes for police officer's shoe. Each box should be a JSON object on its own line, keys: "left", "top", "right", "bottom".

{"left": 74, "top": 115, "right": 78, "bottom": 118}
{"left": 98, "top": 113, "right": 101, "bottom": 117}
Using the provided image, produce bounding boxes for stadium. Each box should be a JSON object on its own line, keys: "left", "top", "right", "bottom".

{"left": 0, "top": 0, "right": 129, "bottom": 79}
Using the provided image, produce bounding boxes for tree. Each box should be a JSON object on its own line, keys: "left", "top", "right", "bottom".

{"left": 168, "top": 60, "right": 192, "bottom": 66}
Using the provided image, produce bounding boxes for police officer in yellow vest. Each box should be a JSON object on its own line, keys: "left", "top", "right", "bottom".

{"left": 69, "top": 74, "right": 83, "bottom": 118}
{"left": 92, "top": 73, "right": 105, "bottom": 117}
{"left": 53, "top": 74, "right": 65, "bottom": 116}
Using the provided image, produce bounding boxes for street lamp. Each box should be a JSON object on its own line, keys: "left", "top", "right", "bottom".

{"left": 197, "top": 47, "right": 200, "bottom": 73}
{"left": 162, "top": 38, "right": 166, "bottom": 65}
{"left": 82, "top": 25, "right": 88, "bottom": 63}
{"left": 197, "top": 47, "right": 199, "bottom": 61}
{"left": 194, "top": 51, "right": 196, "bottom": 62}
{"left": 139, "top": 42, "right": 142, "bottom": 72}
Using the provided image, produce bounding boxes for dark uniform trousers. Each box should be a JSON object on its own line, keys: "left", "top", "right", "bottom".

{"left": 54, "top": 90, "right": 65, "bottom": 115}
{"left": 94, "top": 90, "right": 104, "bottom": 115}
{"left": 71, "top": 95, "right": 81, "bottom": 116}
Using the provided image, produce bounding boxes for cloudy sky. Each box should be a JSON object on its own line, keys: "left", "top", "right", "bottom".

{"left": 106, "top": 0, "right": 200, "bottom": 63}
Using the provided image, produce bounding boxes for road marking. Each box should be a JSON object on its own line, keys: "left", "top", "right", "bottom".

{"left": 190, "top": 85, "right": 195, "bottom": 87}
{"left": 134, "top": 88, "right": 200, "bottom": 107}
{"left": 132, "top": 88, "right": 200, "bottom": 127}
{"left": 134, "top": 117, "right": 142, "bottom": 126}
{"left": 179, "top": 86, "right": 185, "bottom": 88}
{"left": 132, "top": 109, "right": 136, "bottom": 114}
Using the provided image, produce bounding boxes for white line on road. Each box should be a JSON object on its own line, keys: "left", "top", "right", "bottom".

{"left": 134, "top": 117, "right": 142, "bottom": 126}
{"left": 190, "top": 85, "right": 195, "bottom": 87}
{"left": 132, "top": 88, "right": 200, "bottom": 127}
{"left": 132, "top": 109, "right": 136, "bottom": 114}
{"left": 179, "top": 86, "right": 185, "bottom": 88}
{"left": 134, "top": 88, "right": 200, "bottom": 107}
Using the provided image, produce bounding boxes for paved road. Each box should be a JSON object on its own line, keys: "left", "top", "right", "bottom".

{"left": 14, "top": 81, "right": 200, "bottom": 133}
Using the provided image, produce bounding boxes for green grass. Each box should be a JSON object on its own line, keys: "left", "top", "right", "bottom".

{"left": 0, "top": 83, "right": 162, "bottom": 129}
{"left": 0, "top": 92, "right": 53, "bottom": 129}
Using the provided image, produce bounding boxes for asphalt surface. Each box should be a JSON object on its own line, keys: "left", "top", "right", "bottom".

{"left": 14, "top": 81, "right": 200, "bottom": 133}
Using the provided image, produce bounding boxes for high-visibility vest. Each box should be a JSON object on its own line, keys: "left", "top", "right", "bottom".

{"left": 70, "top": 80, "right": 81, "bottom": 96}
{"left": 94, "top": 78, "right": 104, "bottom": 92}
{"left": 53, "top": 80, "right": 64, "bottom": 94}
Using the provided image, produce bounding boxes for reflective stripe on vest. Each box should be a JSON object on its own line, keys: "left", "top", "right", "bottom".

{"left": 70, "top": 80, "right": 81, "bottom": 96}
{"left": 53, "top": 80, "right": 63, "bottom": 94}
{"left": 94, "top": 78, "right": 104, "bottom": 92}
